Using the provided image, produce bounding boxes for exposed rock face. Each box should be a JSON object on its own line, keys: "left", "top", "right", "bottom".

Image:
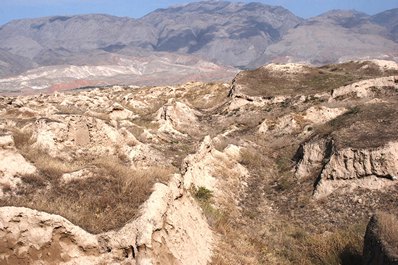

{"left": 0, "top": 135, "right": 244, "bottom": 264}
{"left": 0, "top": 207, "right": 103, "bottom": 265}
{"left": 258, "top": 106, "right": 347, "bottom": 136}
{"left": 296, "top": 139, "right": 398, "bottom": 198}
{"left": 0, "top": 134, "right": 37, "bottom": 195}
{"left": 156, "top": 100, "right": 200, "bottom": 136}
{"left": 141, "top": 1, "right": 302, "bottom": 68}
{"left": 259, "top": 10, "right": 398, "bottom": 65}
{"left": 182, "top": 136, "right": 249, "bottom": 206}
{"left": 331, "top": 76, "right": 398, "bottom": 99}
{"left": 0, "top": 174, "right": 213, "bottom": 265}
{"left": 0, "top": 80, "right": 241, "bottom": 264}
{"left": 363, "top": 213, "right": 398, "bottom": 265}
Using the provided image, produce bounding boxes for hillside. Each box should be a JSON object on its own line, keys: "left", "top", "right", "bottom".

{"left": 0, "top": 60, "right": 397, "bottom": 264}
{"left": 0, "top": 51, "right": 237, "bottom": 95}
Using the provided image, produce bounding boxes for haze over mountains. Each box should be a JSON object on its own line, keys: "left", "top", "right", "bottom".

{"left": 0, "top": 1, "right": 397, "bottom": 92}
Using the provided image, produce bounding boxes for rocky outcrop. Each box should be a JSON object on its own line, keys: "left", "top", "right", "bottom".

{"left": 0, "top": 207, "right": 105, "bottom": 265}
{"left": 331, "top": 76, "right": 398, "bottom": 100}
{"left": 363, "top": 213, "right": 398, "bottom": 265}
{"left": 182, "top": 136, "right": 249, "bottom": 207}
{"left": 0, "top": 134, "right": 37, "bottom": 195}
{"left": 1, "top": 60, "right": 398, "bottom": 265}
{"left": 0, "top": 174, "right": 214, "bottom": 265}
{"left": 295, "top": 139, "right": 398, "bottom": 198}
{"left": 261, "top": 63, "right": 309, "bottom": 75}
{"left": 0, "top": 134, "right": 248, "bottom": 265}
{"left": 156, "top": 100, "right": 201, "bottom": 136}
{"left": 259, "top": 106, "right": 347, "bottom": 136}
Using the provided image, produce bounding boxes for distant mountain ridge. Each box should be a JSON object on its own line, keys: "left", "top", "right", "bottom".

{"left": 0, "top": 1, "right": 397, "bottom": 83}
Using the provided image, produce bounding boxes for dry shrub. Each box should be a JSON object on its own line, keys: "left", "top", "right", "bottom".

{"left": 20, "top": 147, "right": 81, "bottom": 181}
{"left": 239, "top": 147, "right": 265, "bottom": 168}
{"left": 2, "top": 132, "right": 176, "bottom": 233}
{"left": 377, "top": 212, "right": 398, "bottom": 251}
{"left": 11, "top": 129, "right": 81, "bottom": 179}
{"left": 1, "top": 183, "right": 12, "bottom": 193}
{"left": 3, "top": 159, "right": 175, "bottom": 233}
{"left": 286, "top": 224, "right": 365, "bottom": 265}
{"left": 55, "top": 104, "right": 84, "bottom": 115}
{"left": 5, "top": 108, "right": 36, "bottom": 118}
{"left": 12, "top": 129, "right": 34, "bottom": 149}
{"left": 20, "top": 174, "right": 46, "bottom": 188}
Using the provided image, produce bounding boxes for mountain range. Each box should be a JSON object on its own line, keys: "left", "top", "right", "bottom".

{"left": 0, "top": 1, "right": 397, "bottom": 92}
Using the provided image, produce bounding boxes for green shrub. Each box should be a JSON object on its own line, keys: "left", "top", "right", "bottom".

{"left": 194, "top": 186, "right": 213, "bottom": 202}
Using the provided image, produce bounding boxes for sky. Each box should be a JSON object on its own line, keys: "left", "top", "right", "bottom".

{"left": 0, "top": 0, "right": 397, "bottom": 25}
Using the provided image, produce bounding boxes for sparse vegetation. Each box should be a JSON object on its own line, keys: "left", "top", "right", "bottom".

{"left": 2, "top": 128, "right": 176, "bottom": 233}
{"left": 239, "top": 147, "right": 266, "bottom": 168}
{"left": 194, "top": 186, "right": 213, "bottom": 202}
{"left": 236, "top": 61, "right": 397, "bottom": 97}
{"left": 284, "top": 223, "right": 365, "bottom": 265}
{"left": 315, "top": 103, "right": 398, "bottom": 148}
{"left": 376, "top": 212, "right": 398, "bottom": 252}
{"left": 183, "top": 82, "right": 230, "bottom": 110}
{"left": 193, "top": 185, "right": 230, "bottom": 236}
{"left": 1, "top": 157, "right": 175, "bottom": 233}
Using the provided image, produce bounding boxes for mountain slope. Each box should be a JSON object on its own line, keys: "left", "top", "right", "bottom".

{"left": 0, "top": 14, "right": 156, "bottom": 60}
{"left": 0, "top": 1, "right": 397, "bottom": 85}
{"left": 256, "top": 10, "right": 398, "bottom": 65}
{"left": 141, "top": 1, "right": 302, "bottom": 67}
{"left": 371, "top": 8, "right": 398, "bottom": 42}
{"left": 0, "top": 49, "right": 36, "bottom": 77}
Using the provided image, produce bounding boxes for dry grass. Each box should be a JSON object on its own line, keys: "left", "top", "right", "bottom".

{"left": 314, "top": 103, "right": 398, "bottom": 149}
{"left": 240, "top": 221, "right": 365, "bottom": 265}
{"left": 2, "top": 158, "right": 175, "bottom": 233}
{"left": 183, "top": 82, "right": 230, "bottom": 110}
{"left": 4, "top": 129, "right": 176, "bottom": 233}
{"left": 193, "top": 188, "right": 252, "bottom": 265}
{"left": 376, "top": 212, "right": 398, "bottom": 252}
{"left": 235, "top": 61, "right": 397, "bottom": 97}
{"left": 4, "top": 108, "right": 36, "bottom": 118}
{"left": 55, "top": 104, "right": 85, "bottom": 115}
{"left": 210, "top": 211, "right": 365, "bottom": 265}
{"left": 239, "top": 147, "right": 267, "bottom": 168}
{"left": 292, "top": 224, "right": 365, "bottom": 265}
{"left": 12, "top": 128, "right": 34, "bottom": 149}
{"left": 12, "top": 129, "right": 81, "bottom": 179}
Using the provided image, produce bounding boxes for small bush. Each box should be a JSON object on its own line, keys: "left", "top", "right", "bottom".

{"left": 12, "top": 129, "right": 33, "bottom": 149}
{"left": 288, "top": 224, "right": 365, "bottom": 265}
{"left": 377, "top": 212, "right": 398, "bottom": 251}
{"left": 20, "top": 174, "right": 46, "bottom": 188}
{"left": 239, "top": 147, "right": 264, "bottom": 168}
{"left": 275, "top": 175, "right": 295, "bottom": 192}
{"left": 2, "top": 183, "right": 12, "bottom": 193}
{"left": 1, "top": 151, "right": 175, "bottom": 233}
{"left": 195, "top": 186, "right": 213, "bottom": 202}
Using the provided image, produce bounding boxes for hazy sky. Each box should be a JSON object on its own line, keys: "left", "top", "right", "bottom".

{"left": 0, "top": 0, "right": 397, "bottom": 25}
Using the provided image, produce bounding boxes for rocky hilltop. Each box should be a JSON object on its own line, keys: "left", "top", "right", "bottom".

{"left": 0, "top": 60, "right": 398, "bottom": 264}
